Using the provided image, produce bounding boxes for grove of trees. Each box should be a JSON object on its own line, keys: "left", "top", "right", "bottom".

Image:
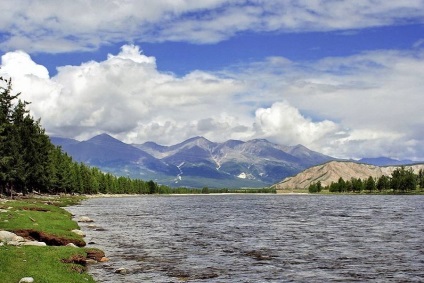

{"left": 309, "top": 166, "right": 424, "bottom": 194}
{"left": 0, "top": 76, "right": 157, "bottom": 196}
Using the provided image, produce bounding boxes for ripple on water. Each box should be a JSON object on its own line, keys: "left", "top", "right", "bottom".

{"left": 66, "top": 195, "right": 424, "bottom": 283}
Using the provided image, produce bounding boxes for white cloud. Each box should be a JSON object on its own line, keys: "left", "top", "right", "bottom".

{"left": 1, "top": 50, "right": 49, "bottom": 78}
{"left": 254, "top": 101, "right": 340, "bottom": 147}
{"left": 225, "top": 48, "right": 424, "bottom": 160}
{"left": 1, "top": 45, "right": 424, "bottom": 160}
{"left": 1, "top": 1, "right": 423, "bottom": 52}
{"left": 0, "top": 45, "right": 248, "bottom": 144}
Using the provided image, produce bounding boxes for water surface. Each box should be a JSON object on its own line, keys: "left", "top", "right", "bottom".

{"left": 67, "top": 195, "right": 424, "bottom": 282}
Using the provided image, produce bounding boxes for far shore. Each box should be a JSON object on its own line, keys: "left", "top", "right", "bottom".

{"left": 82, "top": 192, "right": 309, "bottom": 198}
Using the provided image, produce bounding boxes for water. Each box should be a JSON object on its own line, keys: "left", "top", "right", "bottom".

{"left": 66, "top": 195, "right": 424, "bottom": 282}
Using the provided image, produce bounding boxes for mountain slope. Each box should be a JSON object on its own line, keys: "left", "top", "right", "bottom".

{"left": 53, "top": 134, "right": 178, "bottom": 175}
{"left": 53, "top": 134, "right": 335, "bottom": 188}
{"left": 274, "top": 161, "right": 424, "bottom": 190}
{"left": 133, "top": 136, "right": 334, "bottom": 186}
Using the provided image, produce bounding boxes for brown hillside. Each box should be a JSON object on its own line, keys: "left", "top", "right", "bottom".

{"left": 274, "top": 161, "right": 424, "bottom": 191}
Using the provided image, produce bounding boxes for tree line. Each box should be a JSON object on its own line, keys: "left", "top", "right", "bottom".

{"left": 309, "top": 166, "right": 424, "bottom": 193}
{"left": 0, "top": 76, "right": 152, "bottom": 196}
{"left": 0, "top": 77, "right": 275, "bottom": 196}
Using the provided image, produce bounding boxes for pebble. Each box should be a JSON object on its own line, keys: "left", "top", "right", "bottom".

{"left": 100, "top": 257, "right": 109, "bottom": 262}
{"left": 78, "top": 216, "right": 94, "bottom": 223}
{"left": 115, "top": 267, "right": 128, "bottom": 274}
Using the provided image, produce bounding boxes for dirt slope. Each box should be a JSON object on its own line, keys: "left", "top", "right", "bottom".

{"left": 274, "top": 161, "right": 424, "bottom": 190}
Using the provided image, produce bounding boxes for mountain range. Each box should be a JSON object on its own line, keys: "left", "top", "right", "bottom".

{"left": 51, "top": 133, "right": 422, "bottom": 189}
{"left": 50, "top": 134, "right": 334, "bottom": 188}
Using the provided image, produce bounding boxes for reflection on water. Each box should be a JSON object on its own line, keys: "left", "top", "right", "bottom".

{"left": 66, "top": 195, "right": 424, "bottom": 282}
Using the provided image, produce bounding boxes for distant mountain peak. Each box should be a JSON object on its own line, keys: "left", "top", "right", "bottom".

{"left": 87, "top": 133, "right": 124, "bottom": 144}
{"left": 248, "top": 138, "right": 272, "bottom": 144}
{"left": 173, "top": 136, "right": 216, "bottom": 150}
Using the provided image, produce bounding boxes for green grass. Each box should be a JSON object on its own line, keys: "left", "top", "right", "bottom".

{"left": 0, "top": 245, "right": 96, "bottom": 283}
{"left": 0, "top": 197, "right": 83, "bottom": 244}
{"left": 0, "top": 196, "right": 97, "bottom": 282}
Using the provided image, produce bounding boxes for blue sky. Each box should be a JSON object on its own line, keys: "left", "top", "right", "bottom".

{"left": 32, "top": 24, "right": 424, "bottom": 76}
{"left": 1, "top": 1, "right": 424, "bottom": 160}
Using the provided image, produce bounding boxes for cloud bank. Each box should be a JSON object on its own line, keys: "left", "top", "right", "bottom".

{"left": 1, "top": 44, "right": 424, "bottom": 160}
{"left": 1, "top": 0, "right": 424, "bottom": 52}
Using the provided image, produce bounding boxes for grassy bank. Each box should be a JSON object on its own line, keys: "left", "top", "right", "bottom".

{"left": 0, "top": 195, "right": 98, "bottom": 283}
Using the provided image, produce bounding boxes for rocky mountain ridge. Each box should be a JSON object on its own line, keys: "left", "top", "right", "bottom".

{"left": 51, "top": 134, "right": 333, "bottom": 188}
{"left": 275, "top": 161, "right": 424, "bottom": 190}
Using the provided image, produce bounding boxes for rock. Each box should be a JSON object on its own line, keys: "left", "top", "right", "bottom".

{"left": 100, "top": 257, "right": 109, "bottom": 262}
{"left": 7, "top": 240, "right": 22, "bottom": 246}
{"left": 0, "top": 230, "right": 17, "bottom": 242}
{"left": 66, "top": 243, "right": 78, "bottom": 248}
{"left": 115, "top": 267, "right": 129, "bottom": 274}
{"left": 85, "top": 249, "right": 105, "bottom": 261}
{"left": 71, "top": 229, "right": 85, "bottom": 236}
{"left": 22, "top": 241, "right": 47, "bottom": 246}
{"left": 12, "top": 235, "right": 25, "bottom": 242}
{"left": 0, "top": 209, "right": 8, "bottom": 213}
{"left": 94, "top": 227, "right": 106, "bottom": 231}
{"left": 78, "top": 216, "right": 94, "bottom": 223}
{"left": 19, "top": 277, "right": 34, "bottom": 283}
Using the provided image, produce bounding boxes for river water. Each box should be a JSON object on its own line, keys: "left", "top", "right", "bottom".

{"left": 66, "top": 195, "right": 424, "bottom": 282}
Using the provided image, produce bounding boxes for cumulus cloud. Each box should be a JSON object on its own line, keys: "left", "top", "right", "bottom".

{"left": 1, "top": 44, "right": 424, "bottom": 160}
{"left": 254, "top": 101, "right": 340, "bottom": 147}
{"left": 1, "top": 0, "right": 424, "bottom": 52}
{"left": 0, "top": 45, "right": 248, "bottom": 144}
{"left": 225, "top": 48, "right": 424, "bottom": 159}
{"left": 1, "top": 50, "right": 49, "bottom": 78}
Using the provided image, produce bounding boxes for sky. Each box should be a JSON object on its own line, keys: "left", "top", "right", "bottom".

{"left": 1, "top": 0, "right": 424, "bottom": 161}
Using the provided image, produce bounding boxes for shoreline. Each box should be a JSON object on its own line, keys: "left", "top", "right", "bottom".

{"left": 83, "top": 192, "right": 308, "bottom": 198}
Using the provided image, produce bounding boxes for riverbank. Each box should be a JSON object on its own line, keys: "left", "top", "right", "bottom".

{"left": 0, "top": 195, "right": 103, "bottom": 282}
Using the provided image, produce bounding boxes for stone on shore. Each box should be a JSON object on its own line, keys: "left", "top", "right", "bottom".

{"left": 0, "top": 230, "right": 48, "bottom": 246}
{"left": 78, "top": 216, "right": 94, "bottom": 223}
{"left": 22, "top": 241, "right": 47, "bottom": 246}
{"left": 0, "top": 230, "right": 17, "bottom": 242}
{"left": 115, "top": 267, "right": 129, "bottom": 274}
{"left": 71, "top": 229, "right": 85, "bottom": 236}
{"left": 19, "top": 277, "right": 34, "bottom": 283}
{"left": 13, "top": 235, "right": 25, "bottom": 242}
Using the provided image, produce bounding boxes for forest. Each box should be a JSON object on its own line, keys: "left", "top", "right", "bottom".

{"left": 0, "top": 76, "right": 274, "bottom": 196}
{"left": 308, "top": 166, "right": 424, "bottom": 193}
